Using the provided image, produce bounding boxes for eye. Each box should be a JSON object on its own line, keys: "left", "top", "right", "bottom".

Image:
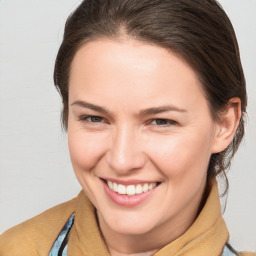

{"left": 151, "top": 119, "right": 176, "bottom": 126}
{"left": 80, "top": 115, "right": 104, "bottom": 123}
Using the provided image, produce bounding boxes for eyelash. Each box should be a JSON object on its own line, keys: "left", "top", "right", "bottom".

{"left": 79, "top": 115, "right": 105, "bottom": 124}
{"left": 149, "top": 119, "right": 177, "bottom": 126}
{"left": 79, "top": 115, "right": 176, "bottom": 127}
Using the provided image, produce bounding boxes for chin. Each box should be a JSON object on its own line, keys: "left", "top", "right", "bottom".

{"left": 102, "top": 211, "right": 158, "bottom": 236}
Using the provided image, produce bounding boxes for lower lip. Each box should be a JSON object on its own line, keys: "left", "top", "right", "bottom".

{"left": 102, "top": 180, "right": 158, "bottom": 207}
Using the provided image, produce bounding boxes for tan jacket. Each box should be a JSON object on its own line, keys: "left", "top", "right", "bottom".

{"left": 0, "top": 180, "right": 255, "bottom": 256}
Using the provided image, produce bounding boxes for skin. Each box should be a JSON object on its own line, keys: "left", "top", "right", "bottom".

{"left": 68, "top": 39, "right": 241, "bottom": 256}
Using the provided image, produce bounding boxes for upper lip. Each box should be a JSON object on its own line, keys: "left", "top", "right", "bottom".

{"left": 100, "top": 177, "right": 160, "bottom": 186}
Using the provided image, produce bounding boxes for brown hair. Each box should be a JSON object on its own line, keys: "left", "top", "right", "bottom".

{"left": 54, "top": 0, "right": 247, "bottom": 191}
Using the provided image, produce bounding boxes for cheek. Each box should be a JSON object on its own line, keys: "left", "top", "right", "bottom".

{"left": 68, "top": 128, "right": 107, "bottom": 172}
{"left": 146, "top": 130, "right": 213, "bottom": 179}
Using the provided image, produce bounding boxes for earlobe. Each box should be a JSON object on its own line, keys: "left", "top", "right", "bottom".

{"left": 211, "top": 98, "right": 242, "bottom": 154}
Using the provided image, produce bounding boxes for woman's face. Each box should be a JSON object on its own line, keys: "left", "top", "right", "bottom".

{"left": 68, "top": 39, "right": 219, "bottom": 238}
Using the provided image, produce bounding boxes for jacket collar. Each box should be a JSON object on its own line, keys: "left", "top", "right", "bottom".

{"left": 68, "top": 179, "right": 229, "bottom": 256}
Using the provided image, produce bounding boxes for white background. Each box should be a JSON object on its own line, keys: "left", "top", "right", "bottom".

{"left": 0, "top": 0, "right": 255, "bottom": 252}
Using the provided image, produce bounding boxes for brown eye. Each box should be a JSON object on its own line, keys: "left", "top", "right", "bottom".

{"left": 151, "top": 119, "right": 176, "bottom": 126}
{"left": 81, "top": 115, "right": 104, "bottom": 123}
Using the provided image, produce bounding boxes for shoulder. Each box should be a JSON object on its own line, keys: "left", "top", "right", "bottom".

{"left": 0, "top": 194, "right": 79, "bottom": 256}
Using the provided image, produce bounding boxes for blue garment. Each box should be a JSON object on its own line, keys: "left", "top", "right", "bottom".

{"left": 49, "top": 213, "right": 74, "bottom": 256}
{"left": 222, "top": 245, "right": 237, "bottom": 256}
{"left": 49, "top": 214, "right": 236, "bottom": 256}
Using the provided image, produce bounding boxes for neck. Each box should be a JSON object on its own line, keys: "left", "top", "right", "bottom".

{"left": 97, "top": 208, "right": 199, "bottom": 256}
{"left": 108, "top": 248, "right": 158, "bottom": 256}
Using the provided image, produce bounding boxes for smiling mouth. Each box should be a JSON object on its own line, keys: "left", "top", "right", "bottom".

{"left": 103, "top": 180, "right": 160, "bottom": 196}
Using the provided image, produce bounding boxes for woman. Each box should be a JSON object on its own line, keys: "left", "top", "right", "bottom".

{"left": 0, "top": 0, "right": 255, "bottom": 255}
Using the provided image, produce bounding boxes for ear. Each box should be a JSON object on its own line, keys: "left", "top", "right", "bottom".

{"left": 211, "top": 97, "right": 242, "bottom": 154}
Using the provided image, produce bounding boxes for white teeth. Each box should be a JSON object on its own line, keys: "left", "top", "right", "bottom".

{"left": 113, "top": 182, "right": 118, "bottom": 192}
{"left": 117, "top": 184, "right": 126, "bottom": 195}
{"left": 127, "top": 185, "right": 136, "bottom": 196}
{"left": 143, "top": 183, "right": 149, "bottom": 192}
{"left": 106, "top": 181, "right": 157, "bottom": 196}
{"left": 135, "top": 184, "right": 143, "bottom": 194}
{"left": 107, "top": 181, "right": 113, "bottom": 190}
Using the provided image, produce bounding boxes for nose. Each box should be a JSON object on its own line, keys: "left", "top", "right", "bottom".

{"left": 106, "top": 125, "right": 146, "bottom": 175}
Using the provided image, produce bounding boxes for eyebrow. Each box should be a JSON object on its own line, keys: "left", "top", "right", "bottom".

{"left": 139, "top": 105, "right": 187, "bottom": 116}
{"left": 71, "top": 100, "right": 187, "bottom": 116}
{"left": 71, "top": 101, "right": 111, "bottom": 115}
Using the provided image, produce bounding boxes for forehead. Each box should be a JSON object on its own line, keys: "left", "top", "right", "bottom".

{"left": 69, "top": 39, "right": 208, "bottom": 113}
